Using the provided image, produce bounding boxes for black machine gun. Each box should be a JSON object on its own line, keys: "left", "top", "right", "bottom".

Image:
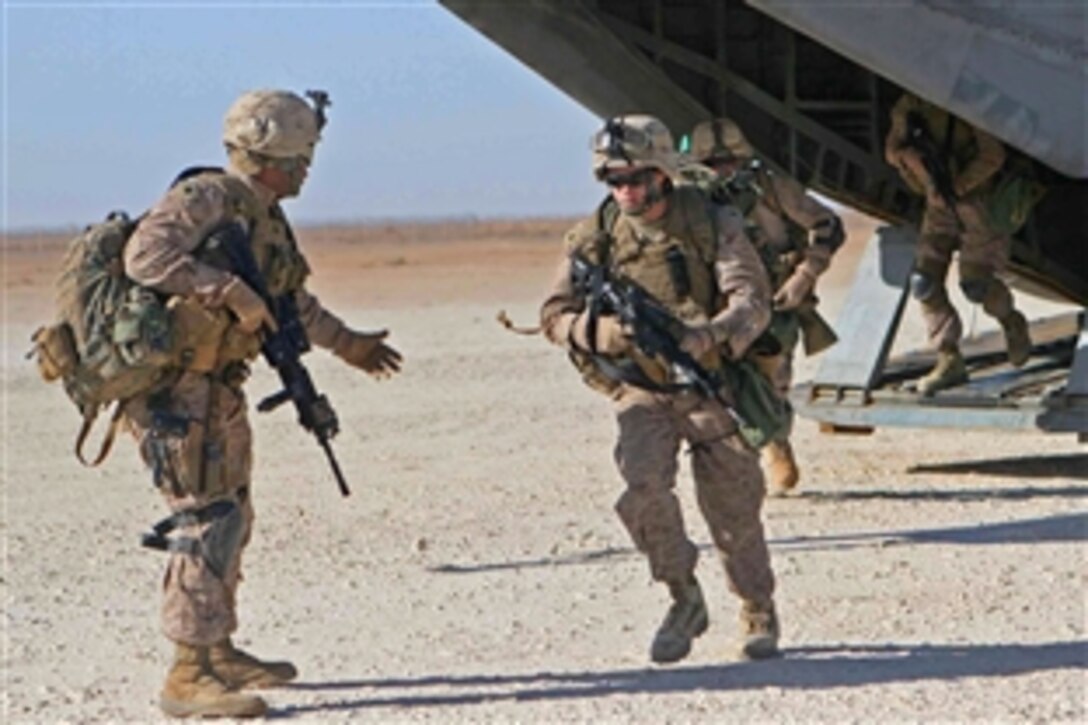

{"left": 569, "top": 252, "right": 745, "bottom": 428}
{"left": 205, "top": 222, "right": 350, "bottom": 497}
{"left": 902, "top": 111, "right": 963, "bottom": 228}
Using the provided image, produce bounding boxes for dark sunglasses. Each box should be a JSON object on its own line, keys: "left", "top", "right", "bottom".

{"left": 604, "top": 169, "right": 655, "bottom": 189}
{"left": 258, "top": 154, "right": 311, "bottom": 173}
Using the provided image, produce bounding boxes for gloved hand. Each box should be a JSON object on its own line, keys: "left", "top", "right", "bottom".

{"left": 679, "top": 325, "right": 716, "bottom": 359}
{"left": 221, "top": 277, "right": 277, "bottom": 334}
{"left": 773, "top": 267, "right": 816, "bottom": 311}
{"left": 953, "top": 178, "right": 972, "bottom": 199}
{"left": 333, "top": 328, "right": 402, "bottom": 379}
{"left": 571, "top": 313, "right": 629, "bottom": 355}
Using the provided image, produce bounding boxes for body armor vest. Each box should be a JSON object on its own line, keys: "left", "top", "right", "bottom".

{"left": 564, "top": 186, "right": 722, "bottom": 393}
{"left": 186, "top": 171, "right": 312, "bottom": 297}
{"left": 169, "top": 170, "right": 313, "bottom": 371}
{"left": 578, "top": 185, "right": 719, "bottom": 324}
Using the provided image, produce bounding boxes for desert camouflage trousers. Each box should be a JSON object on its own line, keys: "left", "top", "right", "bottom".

{"left": 612, "top": 387, "right": 775, "bottom": 606}
{"left": 916, "top": 195, "right": 1015, "bottom": 349}
{"left": 125, "top": 370, "right": 254, "bottom": 646}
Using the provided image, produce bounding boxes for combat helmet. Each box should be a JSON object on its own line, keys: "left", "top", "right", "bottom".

{"left": 591, "top": 115, "right": 682, "bottom": 180}
{"left": 689, "top": 117, "right": 755, "bottom": 164}
{"left": 222, "top": 89, "right": 329, "bottom": 163}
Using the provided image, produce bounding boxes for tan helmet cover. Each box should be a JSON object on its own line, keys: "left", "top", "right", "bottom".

{"left": 689, "top": 117, "right": 754, "bottom": 163}
{"left": 223, "top": 90, "right": 321, "bottom": 161}
{"left": 591, "top": 114, "right": 682, "bottom": 179}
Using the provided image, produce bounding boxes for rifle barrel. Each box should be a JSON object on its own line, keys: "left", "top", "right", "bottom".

{"left": 320, "top": 437, "right": 350, "bottom": 497}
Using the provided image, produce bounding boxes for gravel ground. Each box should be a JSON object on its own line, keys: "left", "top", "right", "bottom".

{"left": 3, "top": 217, "right": 1085, "bottom": 722}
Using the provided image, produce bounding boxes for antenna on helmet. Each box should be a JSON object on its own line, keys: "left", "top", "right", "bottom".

{"left": 604, "top": 117, "right": 632, "bottom": 164}
{"left": 305, "top": 90, "right": 332, "bottom": 131}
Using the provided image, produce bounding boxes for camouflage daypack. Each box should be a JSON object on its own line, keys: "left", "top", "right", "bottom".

{"left": 31, "top": 211, "right": 174, "bottom": 465}
{"left": 985, "top": 156, "right": 1047, "bottom": 235}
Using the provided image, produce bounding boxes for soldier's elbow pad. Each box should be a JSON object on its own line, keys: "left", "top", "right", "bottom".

{"left": 812, "top": 217, "right": 845, "bottom": 252}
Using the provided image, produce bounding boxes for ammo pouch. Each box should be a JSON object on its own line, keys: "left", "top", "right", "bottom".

{"left": 167, "top": 297, "right": 230, "bottom": 373}
{"left": 30, "top": 323, "right": 78, "bottom": 382}
{"left": 141, "top": 498, "right": 244, "bottom": 579}
{"left": 167, "top": 296, "right": 262, "bottom": 373}
{"left": 720, "top": 358, "right": 792, "bottom": 449}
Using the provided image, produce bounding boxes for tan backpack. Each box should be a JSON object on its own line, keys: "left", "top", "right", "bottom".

{"left": 31, "top": 211, "right": 174, "bottom": 465}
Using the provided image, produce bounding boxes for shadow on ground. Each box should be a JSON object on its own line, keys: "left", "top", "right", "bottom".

{"left": 276, "top": 640, "right": 1086, "bottom": 715}
{"left": 775, "top": 510, "right": 1088, "bottom": 551}
{"left": 905, "top": 453, "right": 1087, "bottom": 480}
{"left": 798, "top": 484, "right": 1088, "bottom": 503}
{"left": 430, "top": 511, "right": 1088, "bottom": 574}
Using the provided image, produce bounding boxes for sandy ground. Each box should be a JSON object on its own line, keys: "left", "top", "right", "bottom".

{"left": 2, "top": 212, "right": 1085, "bottom": 722}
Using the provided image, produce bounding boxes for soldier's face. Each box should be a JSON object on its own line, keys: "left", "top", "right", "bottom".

{"left": 605, "top": 167, "right": 659, "bottom": 212}
{"left": 257, "top": 155, "right": 311, "bottom": 199}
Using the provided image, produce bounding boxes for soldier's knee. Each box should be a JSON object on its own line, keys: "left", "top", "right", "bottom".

{"left": 960, "top": 276, "right": 992, "bottom": 303}
{"left": 909, "top": 270, "right": 940, "bottom": 302}
{"left": 919, "top": 233, "right": 958, "bottom": 258}
{"left": 614, "top": 487, "right": 648, "bottom": 532}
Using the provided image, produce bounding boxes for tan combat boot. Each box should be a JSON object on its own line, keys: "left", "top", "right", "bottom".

{"left": 650, "top": 577, "right": 709, "bottom": 664}
{"left": 738, "top": 600, "right": 780, "bottom": 660}
{"left": 1000, "top": 310, "right": 1031, "bottom": 367}
{"left": 160, "top": 643, "right": 267, "bottom": 718}
{"left": 762, "top": 440, "right": 800, "bottom": 496}
{"left": 917, "top": 346, "right": 968, "bottom": 396}
{"left": 210, "top": 638, "right": 298, "bottom": 690}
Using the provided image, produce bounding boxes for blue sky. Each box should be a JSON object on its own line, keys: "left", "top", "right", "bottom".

{"left": 3, "top": 1, "right": 602, "bottom": 231}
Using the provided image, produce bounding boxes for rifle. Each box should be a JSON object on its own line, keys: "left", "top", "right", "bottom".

{"left": 204, "top": 222, "right": 350, "bottom": 497}
{"left": 902, "top": 111, "right": 963, "bottom": 228}
{"left": 569, "top": 252, "right": 746, "bottom": 428}
{"left": 795, "top": 303, "right": 838, "bottom": 357}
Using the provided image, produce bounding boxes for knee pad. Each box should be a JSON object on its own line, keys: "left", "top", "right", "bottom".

{"left": 141, "top": 498, "right": 245, "bottom": 580}
{"left": 909, "top": 270, "right": 939, "bottom": 302}
{"left": 812, "top": 217, "right": 845, "bottom": 252}
{"left": 960, "top": 277, "right": 992, "bottom": 303}
{"left": 200, "top": 501, "right": 245, "bottom": 579}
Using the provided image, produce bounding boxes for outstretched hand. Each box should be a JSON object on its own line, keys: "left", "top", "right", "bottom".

{"left": 333, "top": 328, "right": 402, "bottom": 379}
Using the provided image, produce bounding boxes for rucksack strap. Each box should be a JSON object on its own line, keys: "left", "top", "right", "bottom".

{"left": 74, "top": 402, "right": 125, "bottom": 467}
{"left": 170, "top": 165, "right": 226, "bottom": 189}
